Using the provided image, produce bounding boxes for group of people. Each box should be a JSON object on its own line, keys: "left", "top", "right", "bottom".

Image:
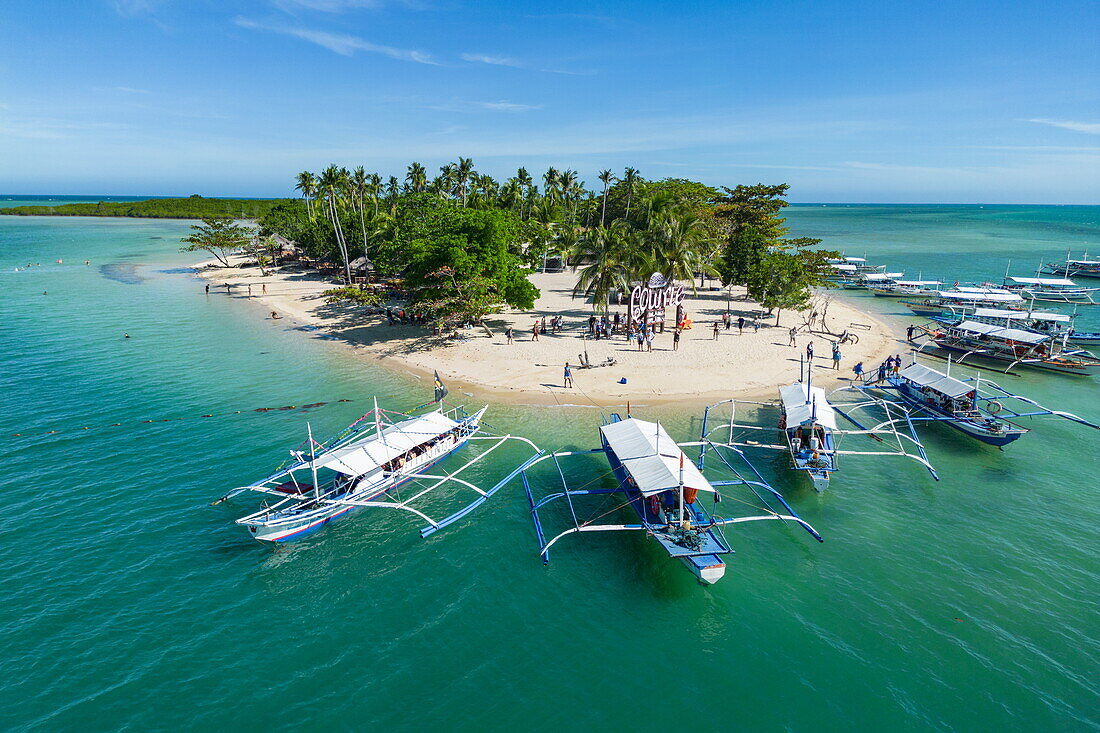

{"left": 378, "top": 428, "right": 462, "bottom": 474}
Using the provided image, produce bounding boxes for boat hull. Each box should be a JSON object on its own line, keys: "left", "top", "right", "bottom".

{"left": 930, "top": 341, "right": 1100, "bottom": 376}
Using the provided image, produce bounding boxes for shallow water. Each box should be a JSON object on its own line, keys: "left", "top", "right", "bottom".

{"left": 0, "top": 207, "right": 1097, "bottom": 730}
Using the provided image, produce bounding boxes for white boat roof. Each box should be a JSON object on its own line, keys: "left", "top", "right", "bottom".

{"left": 314, "top": 411, "right": 460, "bottom": 476}
{"left": 844, "top": 257, "right": 867, "bottom": 263}
{"left": 860, "top": 273, "right": 893, "bottom": 281}
{"left": 938, "top": 290, "right": 1024, "bottom": 303}
{"left": 779, "top": 382, "right": 838, "bottom": 431}
{"left": 896, "top": 280, "right": 942, "bottom": 286}
{"left": 953, "top": 320, "right": 1049, "bottom": 344}
{"left": 1067, "top": 259, "right": 1100, "bottom": 265}
{"left": 954, "top": 286, "right": 1014, "bottom": 295}
{"left": 1007, "top": 276, "right": 1077, "bottom": 287}
{"left": 830, "top": 263, "right": 858, "bottom": 272}
{"left": 899, "top": 363, "right": 974, "bottom": 399}
{"left": 599, "top": 418, "right": 714, "bottom": 497}
{"left": 971, "top": 307, "right": 1071, "bottom": 323}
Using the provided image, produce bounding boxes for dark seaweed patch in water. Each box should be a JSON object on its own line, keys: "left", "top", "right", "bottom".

{"left": 99, "top": 263, "right": 146, "bottom": 284}
{"left": 158, "top": 267, "right": 198, "bottom": 275}
{"left": 149, "top": 236, "right": 164, "bottom": 240}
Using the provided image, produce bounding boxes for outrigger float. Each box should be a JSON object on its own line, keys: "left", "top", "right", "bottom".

{"left": 698, "top": 363, "right": 939, "bottom": 492}
{"left": 519, "top": 412, "right": 822, "bottom": 584}
{"left": 214, "top": 389, "right": 543, "bottom": 543}
{"left": 851, "top": 358, "right": 1099, "bottom": 447}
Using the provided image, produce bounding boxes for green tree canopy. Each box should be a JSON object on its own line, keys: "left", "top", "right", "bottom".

{"left": 180, "top": 217, "right": 253, "bottom": 267}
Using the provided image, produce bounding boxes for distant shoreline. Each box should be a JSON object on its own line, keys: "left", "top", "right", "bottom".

{"left": 0, "top": 196, "right": 286, "bottom": 219}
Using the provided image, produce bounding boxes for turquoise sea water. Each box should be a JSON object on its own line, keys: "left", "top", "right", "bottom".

{"left": 1, "top": 207, "right": 1097, "bottom": 731}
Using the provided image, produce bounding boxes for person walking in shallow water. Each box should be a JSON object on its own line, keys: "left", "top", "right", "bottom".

{"left": 205, "top": 283, "right": 210, "bottom": 294}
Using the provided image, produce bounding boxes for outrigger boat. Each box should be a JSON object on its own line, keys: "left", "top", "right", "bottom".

{"left": 903, "top": 288, "right": 1027, "bottom": 316}
{"left": 697, "top": 366, "right": 938, "bottom": 492}
{"left": 842, "top": 271, "right": 905, "bottom": 290}
{"left": 994, "top": 276, "right": 1098, "bottom": 304}
{"left": 928, "top": 307, "right": 1100, "bottom": 347}
{"left": 214, "top": 386, "right": 543, "bottom": 543}
{"left": 855, "top": 358, "right": 1099, "bottom": 447}
{"left": 912, "top": 321, "right": 1100, "bottom": 376}
{"left": 519, "top": 413, "right": 823, "bottom": 584}
{"left": 868, "top": 279, "right": 942, "bottom": 298}
{"left": 1041, "top": 252, "right": 1100, "bottom": 279}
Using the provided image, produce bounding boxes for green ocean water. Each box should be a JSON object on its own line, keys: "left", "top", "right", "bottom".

{"left": 1, "top": 206, "right": 1097, "bottom": 731}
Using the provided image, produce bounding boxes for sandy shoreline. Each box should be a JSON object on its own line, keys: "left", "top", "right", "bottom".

{"left": 192, "top": 256, "right": 903, "bottom": 408}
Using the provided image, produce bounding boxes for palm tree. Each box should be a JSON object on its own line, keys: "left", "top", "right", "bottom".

{"left": 351, "top": 166, "right": 369, "bottom": 269}
{"left": 295, "top": 171, "right": 317, "bottom": 220}
{"left": 649, "top": 209, "right": 717, "bottom": 294}
{"left": 405, "top": 162, "right": 427, "bottom": 193}
{"left": 622, "top": 167, "right": 640, "bottom": 221}
{"left": 572, "top": 223, "right": 633, "bottom": 313}
{"left": 499, "top": 178, "right": 522, "bottom": 213}
{"left": 542, "top": 167, "right": 560, "bottom": 203}
{"left": 318, "top": 164, "right": 353, "bottom": 284}
{"left": 454, "top": 157, "right": 475, "bottom": 206}
{"left": 597, "top": 169, "right": 614, "bottom": 226}
{"left": 386, "top": 176, "right": 400, "bottom": 208}
{"left": 367, "top": 173, "right": 382, "bottom": 216}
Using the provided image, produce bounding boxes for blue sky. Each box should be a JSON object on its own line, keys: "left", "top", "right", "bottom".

{"left": 1, "top": 0, "right": 1098, "bottom": 202}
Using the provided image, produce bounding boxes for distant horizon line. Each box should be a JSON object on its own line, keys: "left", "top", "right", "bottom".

{"left": 2, "top": 194, "right": 1097, "bottom": 207}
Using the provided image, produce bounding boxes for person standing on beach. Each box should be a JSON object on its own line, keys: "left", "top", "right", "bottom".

{"left": 832, "top": 343, "right": 842, "bottom": 370}
{"left": 532, "top": 321, "right": 540, "bottom": 341}
{"left": 877, "top": 360, "right": 888, "bottom": 383}
{"left": 789, "top": 327, "right": 798, "bottom": 347}
{"left": 637, "top": 330, "right": 644, "bottom": 351}
{"left": 906, "top": 325, "right": 915, "bottom": 341}
{"left": 563, "top": 362, "right": 573, "bottom": 388}
{"left": 806, "top": 341, "right": 814, "bottom": 360}
{"left": 673, "top": 328, "right": 681, "bottom": 351}
{"left": 248, "top": 284, "right": 252, "bottom": 298}
{"left": 646, "top": 330, "right": 654, "bottom": 352}
{"left": 505, "top": 327, "right": 513, "bottom": 344}
{"left": 853, "top": 361, "right": 864, "bottom": 381}
{"left": 752, "top": 317, "right": 760, "bottom": 333}
{"left": 893, "top": 355, "right": 902, "bottom": 375}
{"left": 713, "top": 321, "right": 720, "bottom": 340}
{"left": 262, "top": 282, "right": 267, "bottom": 295}
{"left": 737, "top": 316, "right": 745, "bottom": 335}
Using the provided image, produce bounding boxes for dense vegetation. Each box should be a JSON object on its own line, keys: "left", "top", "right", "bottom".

{"left": 0, "top": 195, "right": 287, "bottom": 219}
{"left": 259, "top": 160, "right": 836, "bottom": 328}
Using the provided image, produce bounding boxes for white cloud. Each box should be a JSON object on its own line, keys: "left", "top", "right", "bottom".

{"left": 478, "top": 101, "right": 542, "bottom": 112}
{"left": 460, "top": 53, "right": 524, "bottom": 68}
{"left": 1026, "top": 118, "right": 1100, "bottom": 135}
{"left": 234, "top": 17, "right": 435, "bottom": 63}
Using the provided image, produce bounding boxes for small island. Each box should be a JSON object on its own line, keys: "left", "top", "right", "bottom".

{"left": 189, "top": 160, "right": 898, "bottom": 404}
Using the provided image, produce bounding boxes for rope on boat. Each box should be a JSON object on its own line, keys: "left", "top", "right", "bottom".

{"left": 7, "top": 399, "right": 355, "bottom": 439}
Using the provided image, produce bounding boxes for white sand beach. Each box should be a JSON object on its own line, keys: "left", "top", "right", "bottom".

{"left": 194, "top": 257, "right": 902, "bottom": 407}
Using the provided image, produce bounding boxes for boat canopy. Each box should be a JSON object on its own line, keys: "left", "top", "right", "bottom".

{"left": 314, "top": 411, "right": 460, "bottom": 476}
{"left": 830, "top": 263, "right": 858, "bottom": 272}
{"left": 898, "top": 363, "right": 974, "bottom": 399}
{"left": 779, "top": 382, "right": 838, "bottom": 430}
{"left": 1007, "top": 276, "right": 1077, "bottom": 287}
{"left": 971, "top": 307, "right": 1071, "bottom": 323}
{"left": 896, "top": 280, "right": 942, "bottom": 286}
{"left": 1067, "top": 259, "right": 1100, "bottom": 265}
{"left": 844, "top": 257, "right": 867, "bottom": 263}
{"left": 954, "top": 286, "right": 1015, "bottom": 295}
{"left": 860, "top": 273, "right": 894, "bottom": 281}
{"left": 952, "top": 320, "right": 1049, "bottom": 345}
{"left": 599, "top": 418, "right": 714, "bottom": 497}
{"left": 938, "top": 290, "right": 1024, "bottom": 303}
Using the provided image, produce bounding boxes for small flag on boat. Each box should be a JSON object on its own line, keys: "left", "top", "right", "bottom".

{"left": 433, "top": 370, "right": 448, "bottom": 403}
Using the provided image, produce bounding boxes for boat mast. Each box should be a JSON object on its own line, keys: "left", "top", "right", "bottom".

{"left": 307, "top": 422, "right": 320, "bottom": 500}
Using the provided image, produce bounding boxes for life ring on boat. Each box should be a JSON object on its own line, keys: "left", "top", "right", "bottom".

{"left": 988, "top": 401, "right": 1002, "bottom": 414}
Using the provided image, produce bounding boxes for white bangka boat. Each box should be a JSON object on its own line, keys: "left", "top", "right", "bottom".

{"left": 913, "top": 321, "right": 1100, "bottom": 376}
{"left": 214, "top": 392, "right": 542, "bottom": 543}
{"left": 997, "top": 276, "right": 1098, "bottom": 304}
{"left": 1041, "top": 252, "right": 1100, "bottom": 279}
{"left": 778, "top": 381, "right": 838, "bottom": 490}
{"left": 868, "top": 279, "right": 943, "bottom": 297}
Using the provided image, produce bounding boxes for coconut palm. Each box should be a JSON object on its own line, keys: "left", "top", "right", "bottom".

{"left": 572, "top": 223, "right": 633, "bottom": 313}
{"left": 542, "top": 167, "right": 560, "bottom": 203}
{"left": 649, "top": 209, "right": 717, "bottom": 293}
{"left": 318, "top": 164, "right": 353, "bottom": 284}
{"left": 597, "top": 169, "right": 615, "bottom": 226}
{"left": 351, "top": 166, "right": 369, "bottom": 266}
{"left": 367, "top": 173, "right": 382, "bottom": 216}
{"left": 295, "top": 171, "right": 317, "bottom": 220}
{"left": 622, "top": 167, "right": 640, "bottom": 221}
{"left": 454, "top": 157, "right": 475, "bottom": 206}
{"left": 405, "top": 162, "right": 427, "bottom": 193}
